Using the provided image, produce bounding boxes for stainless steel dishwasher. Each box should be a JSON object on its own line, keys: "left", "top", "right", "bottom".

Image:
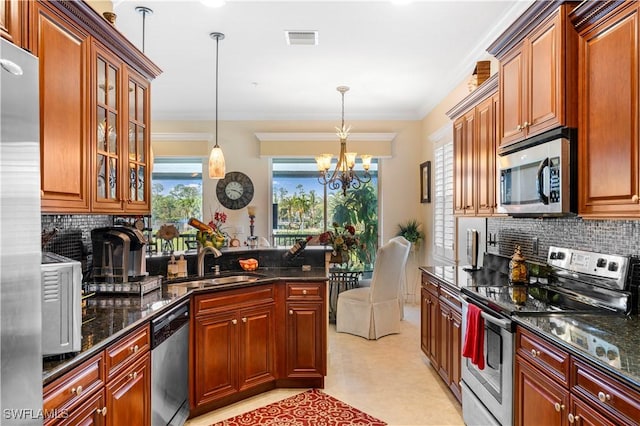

{"left": 151, "top": 301, "right": 190, "bottom": 426}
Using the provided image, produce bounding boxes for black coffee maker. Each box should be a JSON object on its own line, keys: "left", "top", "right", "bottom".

{"left": 91, "top": 226, "right": 147, "bottom": 283}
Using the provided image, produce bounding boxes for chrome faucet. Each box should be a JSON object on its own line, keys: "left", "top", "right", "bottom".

{"left": 197, "top": 245, "right": 222, "bottom": 276}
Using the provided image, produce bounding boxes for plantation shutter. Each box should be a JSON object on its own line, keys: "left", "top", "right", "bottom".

{"left": 433, "top": 142, "right": 454, "bottom": 261}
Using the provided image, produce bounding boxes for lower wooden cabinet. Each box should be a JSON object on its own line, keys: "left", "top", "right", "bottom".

{"left": 420, "top": 271, "right": 461, "bottom": 402}
{"left": 285, "top": 302, "right": 324, "bottom": 379}
{"left": 61, "top": 389, "right": 106, "bottom": 426}
{"left": 516, "top": 326, "right": 640, "bottom": 426}
{"left": 105, "top": 354, "right": 150, "bottom": 426}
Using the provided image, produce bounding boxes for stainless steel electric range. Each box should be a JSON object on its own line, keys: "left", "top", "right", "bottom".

{"left": 459, "top": 247, "right": 639, "bottom": 426}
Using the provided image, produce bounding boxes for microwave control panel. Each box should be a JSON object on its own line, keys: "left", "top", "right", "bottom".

{"left": 549, "top": 156, "right": 560, "bottom": 203}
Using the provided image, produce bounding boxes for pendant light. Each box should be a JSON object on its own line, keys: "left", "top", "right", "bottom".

{"left": 208, "top": 32, "right": 226, "bottom": 179}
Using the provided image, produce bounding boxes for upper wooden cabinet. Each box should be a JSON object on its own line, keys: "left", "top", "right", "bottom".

{"left": 1, "top": 0, "right": 25, "bottom": 46}
{"left": 447, "top": 74, "right": 500, "bottom": 217}
{"left": 27, "top": 1, "right": 160, "bottom": 214}
{"left": 488, "top": 1, "right": 579, "bottom": 148}
{"left": 572, "top": 1, "right": 640, "bottom": 218}
{"left": 32, "top": 2, "right": 91, "bottom": 213}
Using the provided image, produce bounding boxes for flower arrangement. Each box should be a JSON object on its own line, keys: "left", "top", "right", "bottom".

{"left": 196, "top": 209, "right": 228, "bottom": 248}
{"left": 319, "top": 222, "right": 360, "bottom": 258}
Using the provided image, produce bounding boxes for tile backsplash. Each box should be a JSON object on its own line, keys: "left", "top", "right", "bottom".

{"left": 487, "top": 216, "right": 640, "bottom": 263}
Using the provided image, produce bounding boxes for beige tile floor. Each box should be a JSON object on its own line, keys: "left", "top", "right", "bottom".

{"left": 185, "top": 303, "right": 464, "bottom": 426}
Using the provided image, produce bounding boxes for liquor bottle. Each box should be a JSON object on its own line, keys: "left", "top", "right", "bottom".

{"left": 188, "top": 217, "right": 213, "bottom": 233}
{"left": 283, "top": 236, "right": 312, "bottom": 261}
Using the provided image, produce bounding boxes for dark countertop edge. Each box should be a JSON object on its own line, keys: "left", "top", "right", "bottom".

{"left": 513, "top": 315, "right": 640, "bottom": 392}
{"left": 419, "top": 265, "right": 464, "bottom": 293}
{"left": 43, "top": 274, "right": 328, "bottom": 386}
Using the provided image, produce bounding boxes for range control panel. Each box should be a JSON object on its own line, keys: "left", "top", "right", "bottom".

{"left": 548, "top": 246, "right": 629, "bottom": 290}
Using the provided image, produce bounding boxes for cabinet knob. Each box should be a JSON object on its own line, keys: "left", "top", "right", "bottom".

{"left": 568, "top": 413, "right": 579, "bottom": 424}
{"left": 523, "top": 121, "right": 530, "bottom": 128}
{"left": 632, "top": 194, "right": 639, "bottom": 203}
{"left": 531, "top": 349, "right": 541, "bottom": 358}
{"left": 302, "top": 289, "right": 308, "bottom": 295}
{"left": 71, "top": 385, "right": 83, "bottom": 396}
{"left": 517, "top": 124, "right": 522, "bottom": 131}
{"left": 130, "top": 344, "right": 139, "bottom": 353}
{"left": 129, "top": 371, "right": 138, "bottom": 380}
{"left": 96, "top": 407, "right": 107, "bottom": 416}
{"left": 597, "top": 391, "right": 611, "bottom": 402}
{"left": 242, "top": 317, "right": 247, "bottom": 323}
{"left": 231, "top": 319, "right": 238, "bottom": 325}
{"left": 289, "top": 309, "right": 294, "bottom": 315}
{"left": 554, "top": 402, "right": 564, "bottom": 412}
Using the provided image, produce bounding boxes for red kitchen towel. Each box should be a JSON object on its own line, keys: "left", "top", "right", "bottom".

{"left": 462, "top": 303, "right": 485, "bottom": 370}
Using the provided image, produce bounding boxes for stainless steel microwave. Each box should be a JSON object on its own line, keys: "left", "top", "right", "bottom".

{"left": 497, "top": 137, "right": 573, "bottom": 216}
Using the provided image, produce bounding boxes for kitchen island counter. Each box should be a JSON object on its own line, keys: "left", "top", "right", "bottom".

{"left": 43, "top": 267, "right": 327, "bottom": 385}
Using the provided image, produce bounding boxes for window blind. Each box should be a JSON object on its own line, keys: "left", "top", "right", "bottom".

{"left": 433, "top": 142, "right": 455, "bottom": 261}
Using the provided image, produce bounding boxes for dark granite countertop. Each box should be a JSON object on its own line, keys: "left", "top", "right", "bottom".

{"left": 515, "top": 314, "right": 640, "bottom": 391}
{"left": 43, "top": 267, "right": 327, "bottom": 385}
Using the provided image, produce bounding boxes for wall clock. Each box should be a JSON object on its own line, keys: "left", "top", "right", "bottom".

{"left": 216, "top": 171, "right": 254, "bottom": 210}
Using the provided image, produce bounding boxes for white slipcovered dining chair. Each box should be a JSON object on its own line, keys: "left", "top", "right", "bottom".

{"left": 336, "top": 236, "right": 411, "bottom": 340}
{"left": 388, "top": 236, "right": 411, "bottom": 319}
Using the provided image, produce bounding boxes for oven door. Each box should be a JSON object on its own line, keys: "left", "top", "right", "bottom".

{"left": 461, "top": 298, "right": 514, "bottom": 426}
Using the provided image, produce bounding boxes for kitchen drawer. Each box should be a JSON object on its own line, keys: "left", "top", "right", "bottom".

{"left": 194, "top": 284, "right": 275, "bottom": 315}
{"left": 516, "top": 327, "right": 570, "bottom": 387}
{"left": 286, "top": 282, "right": 324, "bottom": 301}
{"left": 422, "top": 276, "right": 439, "bottom": 296}
{"left": 439, "top": 286, "right": 461, "bottom": 310}
{"left": 572, "top": 359, "right": 640, "bottom": 425}
{"left": 105, "top": 324, "right": 150, "bottom": 381}
{"left": 43, "top": 352, "right": 105, "bottom": 416}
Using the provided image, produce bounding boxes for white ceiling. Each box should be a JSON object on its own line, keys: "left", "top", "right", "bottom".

{"left": 112, "top": 0, "right": 533, "bottom": 122}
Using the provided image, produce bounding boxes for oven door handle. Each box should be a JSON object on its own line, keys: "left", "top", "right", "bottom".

{"left": 481, "top": 311, "right": 511, "bottom": 330}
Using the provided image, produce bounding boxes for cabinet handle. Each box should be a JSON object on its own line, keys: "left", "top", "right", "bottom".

{"left": 517, "top": 124, "right": 522, "bottom": 131}
{"left": 531, "top": 349, "right": 541, "bottom": 358}
{"left": 96, "top": 407, "right": 107, "bottom": 416}
{"left": 231, "top": 319, "right": 237, "bottom": 325}
{"left": 71, "top": 385, "right": 83, "bottom": 396}
{"left": 568, "top": 413, "right": 579, "bottom": 424}
{"left": 597, "top": 391, "right": 611, "bottom": 402}
{"left": 130, "top": 344, "right": 139, "bottom": 353}
{"left": 554, "top": 402, "right": 564, "bottom": 412}
{"left": 289, "top": 309, "right": 293, "bottom": 315}
{"left": 632, "top": 194, "right": 639, "bottom": 203}
{"left": 242, "top": 317, "right": 247, "bottom": 323}
{"left": 302, "top": 289, "right": 308, "bottom": 295}
{"left": 129, "top": 371, "right": 137, "bottom": 380}
{"left": 523, "top": 121, "right": 530, "bottom": 128}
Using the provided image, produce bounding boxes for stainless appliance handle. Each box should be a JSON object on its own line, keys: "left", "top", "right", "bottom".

{"left": 537, "top": 157, "right": 549, "bottom": 205}
{"left": 481, "top": 311, "right": 511, "bottom": 330}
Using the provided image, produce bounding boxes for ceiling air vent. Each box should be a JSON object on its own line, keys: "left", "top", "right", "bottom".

{"left": 285, "top": 30, "right": 318, "bottom": 46}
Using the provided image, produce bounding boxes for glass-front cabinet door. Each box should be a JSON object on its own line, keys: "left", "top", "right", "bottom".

{"left": 124, "top": 69, "right": 151, "bottom": 213}
{"left": 92, "top": 44, "right": 123, "bottom": 212}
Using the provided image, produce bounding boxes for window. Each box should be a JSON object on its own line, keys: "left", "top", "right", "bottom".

{"left": 151, "top": 158, "right": 203, "bottom": 231}
{"left": 433, "top": 142, "right": 455, "bottom": 262}
{"left": 271, "top": 158, "right": 379, "bottom": 268}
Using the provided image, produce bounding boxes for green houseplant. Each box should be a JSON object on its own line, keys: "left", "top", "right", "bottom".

{"left": 396, "top": 219, "right": 424, "bottom": 249}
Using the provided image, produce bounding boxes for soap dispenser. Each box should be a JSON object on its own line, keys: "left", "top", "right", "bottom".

{"left": 177, "top": 255, "right": 187, "bottom": 278}
{"left": 167, "top": 255, "right": 178, "bottom": 279}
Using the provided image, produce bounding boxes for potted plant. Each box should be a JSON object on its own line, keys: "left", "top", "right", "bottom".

{"left": 396, "top": 219, "right": 424, "bottom": 249}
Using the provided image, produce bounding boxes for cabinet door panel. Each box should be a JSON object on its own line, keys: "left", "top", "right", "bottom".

{"left": 500, "top": 46, "right": 526, "bottom": 146}
{"left": 192, "top": 311, "right": 238, "bottom": 406}
{"left": 579, "top": 6, "right": 640, "bottom": 216}
{"left": 453, "top": 118, "right": 466, "bottom": 214}
{"left": 437, "top": 303, "right": 451, "bottom": 383}
{"left": 35, "top": 4, "right": 90, "bottom": 212}
{"left": 528, "top": 13, "right": 561, "bottom": 134}
{"left": 476, "top": 96, "right": 496, "bottom": 215}
{"left": 58, "top": 390, "right": 106, "bottom": 426}
{"left": 570, "top": 396, "right": 618, "bottom": 426}
{"left": 105, "top": 354, "right": 150, "bottom": 426}
{"left": 515, "top": 356, "right": 569, "bottom": 426}
{"left": 1, "top": 0, "right": 23, "bottom": 46}
{"left": 286, "top": 303, "right": 324, "bottom": 378}
{"left": 462, "top": 111, "right": 475, "bottom": 215}
{"left": 238, "top": 304, "right": 276, "bottom": 390}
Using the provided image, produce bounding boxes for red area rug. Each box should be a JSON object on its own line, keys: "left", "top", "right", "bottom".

{"left": 212, "top": 389, "right": 387, "bottom": 426}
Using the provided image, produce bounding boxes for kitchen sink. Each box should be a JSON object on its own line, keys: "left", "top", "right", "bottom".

{"left": 169, "top": 274, "right": 262, "bottom": 290}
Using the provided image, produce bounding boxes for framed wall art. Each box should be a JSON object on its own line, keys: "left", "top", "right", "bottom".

{"left": 420, "top": 161, "right": 431, "bottom": 203}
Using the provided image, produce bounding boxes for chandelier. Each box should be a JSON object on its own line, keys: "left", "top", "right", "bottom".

{"left": 316, "top": 86, "right": 372, "bottom": 196}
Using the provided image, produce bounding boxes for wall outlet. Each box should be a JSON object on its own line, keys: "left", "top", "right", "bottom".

{"left": 532, "top": 237, "right": 539, "bottom": 255}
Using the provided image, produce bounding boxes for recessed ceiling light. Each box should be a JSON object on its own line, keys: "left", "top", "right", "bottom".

{"left": 200, "top": 0, "right": 226, "bottom": 8}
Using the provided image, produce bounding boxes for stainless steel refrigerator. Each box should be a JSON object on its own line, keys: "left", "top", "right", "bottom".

{"left": 1, "top": 38, "right": 43, "bottom": 424}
